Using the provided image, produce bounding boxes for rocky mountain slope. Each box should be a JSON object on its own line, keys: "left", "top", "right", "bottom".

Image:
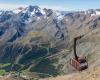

{"left": 0, "top": 5, "right": 100, "bottom": 79}
{"left": 41, "top": 67, "right": 100, "bottom": 80}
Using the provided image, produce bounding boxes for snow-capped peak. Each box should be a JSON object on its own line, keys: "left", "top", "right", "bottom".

{"left": 12, "top": 5, "right": 45, "bottom": 16}
{"left": 24, "top": 5, "right": 45, "bottom": 16}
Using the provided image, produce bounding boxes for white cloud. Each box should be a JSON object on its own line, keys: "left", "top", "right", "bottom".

{"left": 40, "top": 5, "right": 69, "bottom": 11}
{"left": 0, "top": 3, "right": 27, "bottom": 10}
{"left": 0, "top": 3, "right": 69, "bottom": 11}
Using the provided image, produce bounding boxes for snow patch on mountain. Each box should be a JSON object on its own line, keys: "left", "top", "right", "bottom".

{"left": 96, "top": 11, "right": 100, "bottom": 15}
{"left": 0, "top": 11, "right": 2, "bottom": 15}
{"left": 84, "top": 9, "right": 100, "bottom": 17}
{"left": 55, "top": 11, "right": 64, "bottom": 20}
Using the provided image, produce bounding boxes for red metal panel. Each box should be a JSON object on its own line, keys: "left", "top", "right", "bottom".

{"left": 70, "top": 58, "right": 80, "bottom": 70}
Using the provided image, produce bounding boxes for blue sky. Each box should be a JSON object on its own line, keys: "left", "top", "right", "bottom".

{"left": 0, "top": 0, "right": 100, "bottom": 11}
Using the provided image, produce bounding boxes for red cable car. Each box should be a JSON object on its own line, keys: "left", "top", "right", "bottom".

{"left": 70, "top": 35, "right": 88, "bottom": 71}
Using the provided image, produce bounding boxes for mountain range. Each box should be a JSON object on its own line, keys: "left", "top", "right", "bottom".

{"left": 0, "top": 5, "right": 100, "bottom": 79}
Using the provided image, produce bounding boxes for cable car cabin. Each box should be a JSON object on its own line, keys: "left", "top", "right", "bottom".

{"left": 70, "top": 57, "right": 88, "bottom": 71}
{"left": 70, "top": 35, "right": 88, "bottom": 71}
